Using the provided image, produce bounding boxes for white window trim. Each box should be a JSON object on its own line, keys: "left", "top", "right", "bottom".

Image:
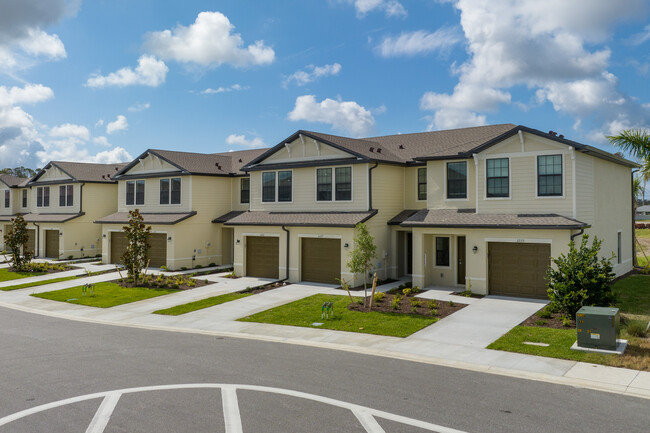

{"left": 535, "top": 154, "right": 566, "bottom": 199}
{"left": 21, "top": 189, "right": 27, "bottom": 208}
{"left": 125, "top": 180, "right": 146, "bottom": 206}
{"left": 484, "top": 157, "right": 512, "bottom": 201}
{"left": 36, "top": 186, "right": 50, "bottom": 208}
{"left": 444, "top": 161, "right": 469, "bottom": 202}
{"left": 239, "top": 177, "right": 250, "bottom": 205}
{"left": 3, "top": 189, "right": 10, "bottom": 209}
{"left": 433, "top": 236, "right": 452, "bottom": 269}
{"left": 58, "top": 184, "right": 74, "bottom": 207}
{"left": 314, "top": 166, "right": 353, "bottom": 203}
{"left": 416, "top": 167, "right": 427, "bottom": 202}
{"left": 261, "top": 170, "right": 293, "bottom": 204}
{"left": 159, "top": 177, "right": 182, "bottom": 206}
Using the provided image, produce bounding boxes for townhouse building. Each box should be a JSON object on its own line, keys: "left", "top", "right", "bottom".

{"left": 0, "top": 174, "right": 30, "bottom": 252}
{"left": 217, "top": 124, "right": 635, "bottom": 298}
{"left": 96, "top": 148, "right": 265, "bottom": 269}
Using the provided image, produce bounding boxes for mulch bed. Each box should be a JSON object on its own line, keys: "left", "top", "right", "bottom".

{"left": 451, "top": 291, "right": 485, "bottom": 299}
{"left": 9, "top": 266, "right": 71, "bottom": 274}
{"left": 117, "top": 276, "right": 210, "bottom": 291}
{"left": 520, "top": 307, "right": 575, "bottom": 329}
{"left": 348, "top": 292, "right": 466, "bottom": 319}
{"left": 336, "top": 278, "right": 398, "bottom": 291}
{"left": 241, "top": 281, "right": 289, "bottom": 295}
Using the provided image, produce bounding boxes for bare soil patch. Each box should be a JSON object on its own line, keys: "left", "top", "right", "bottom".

{"left": 348, "top": 292, "right": 466, "bottom": 319}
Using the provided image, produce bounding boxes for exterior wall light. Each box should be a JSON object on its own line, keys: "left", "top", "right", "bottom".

{"left": 167, "top": 236, "right": 172, "bottom": 241}
{"left": 236, "top": 239, "right": 241, "bottom": 245}
{"left": 344, "top": 243, "right": 349, "bottom": 248}
{"left": 472, "top": 245, "right": 478, "bottom": 253}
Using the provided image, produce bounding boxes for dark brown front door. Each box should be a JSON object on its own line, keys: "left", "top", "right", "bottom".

{"left": 301, "top": 238, "right": 340, "bottom": 284}
{"left": 147, "top": 234, "right": 167, "bottom": 268}
{"left": 25, "top": 229, "right": 36, "bottom": 256}
{"left": 457, "top": 236, "right": 466, "bottom": 285}
{"left": 111, "top": 232, "right": 127, "bottom": 264}
{"left": 488, "top": 242, "right": 551, "bottom": 298}
{"left": 45, "top": 230, "right": 59, "bottom": 258}
{"left": 246, "top": 236, "right": 279, "bottom": 278}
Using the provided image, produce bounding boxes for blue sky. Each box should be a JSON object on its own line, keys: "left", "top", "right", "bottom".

{"left": 1, "top": 0, "right": 649, "bottom": 179}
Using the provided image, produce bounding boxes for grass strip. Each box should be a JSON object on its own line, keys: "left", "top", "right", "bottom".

{"left": 32, "top": 282, "right": 178, "bottom": 308}
{"left": 1, "top": 275, "right": 79, "bottom": 291}
{"left": 0, "top": 268, "right": 46, "bottom": 282}
{"left": 612, "top": 275, "right": 650, "bottom": 319}
{"left": 153, "top": 292, "right": 252, "bottom": 315}
{"left": 237, "top": 294, "right": 437, "bottom": 338}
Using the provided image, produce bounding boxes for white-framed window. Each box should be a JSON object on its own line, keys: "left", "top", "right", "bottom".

{"left": 262, "top": 171, "right": 292, "bottom": 203}
{"left": 159, "top": 177, "right": 181, "bottom": 205}
{"left": 537, "top": 155, "right": 563, "bottom": 197}
{"left": 486, "top": 158, "right": 509, "bottom": 198}
{"left": 22, "top": 189, "right": 27, "bottom": 208}
{"left": 417, "top": 167, "right": 427, "bottom": 201}
{"left": 316, "top": 166, "right": 352, "bottom": 201}
{"left": 59, "top": 185, "right": 73, "bottom": 207}
{"left": 36, "top": 186, "right": 50, "bottom": 207}
{"left": 435, "top": 237, "right": 450, "bottom": 267}
{"left": 446, "top": 162, "right": 467, "bottom": 199}
{"left": 240, "top": 178, "right": 250, "bottom": 204}
{"left": 4, "top": 190, "right": 9, "bottom": 208}
{"left": 126, "top": 180, "right": 145, "bottom": 205}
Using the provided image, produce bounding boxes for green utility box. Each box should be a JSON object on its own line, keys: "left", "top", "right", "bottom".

{"left": 576, "top": 306, "right": 620, "bottom": 351}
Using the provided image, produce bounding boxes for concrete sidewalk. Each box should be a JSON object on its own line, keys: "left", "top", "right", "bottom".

{"left": 0, "top": 278, "right": 647, "bottom": 400}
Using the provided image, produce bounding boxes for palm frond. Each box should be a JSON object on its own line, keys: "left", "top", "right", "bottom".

{"left": 606, "top": 129, "right": 650, "bottom": 160}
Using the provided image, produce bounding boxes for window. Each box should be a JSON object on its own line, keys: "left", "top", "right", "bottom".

{"left": 159, "top": 178, "right": 181, "bottom": 205}
{"left": 335, "top": 167, "right": 351, "bottom": 201}
{"left": 59, "top": 185, "right": 73, "bottom": 207}
{"left": 278, "top": 171, "right": 292, "bottom": 202}
{"left": 262, "top": 172, "right": 276, "bottom": 202}
{"left": 22, "top": 190, "right": 27, "bottom": 208}
{"left": 435, "top": 237, "right": 450, "bottom": 267}
{"left": 126, "top": 180, "right": 145, "bottom": 205}
{"left": 538, "top": 155, "right": 563, "bottom": 196}
{"left": 447, "top": 162, "right": 467, "bottom": 199}
{"left": 617, "top": 231, "right": 622, "bottom": 265}
{"left": 486, "top": 158, "right": 509, "bottom": 198}
{"left": 316, "top": 168, "right": 332, "bottom": 201}
{"left": 240, "top": 178, "right": 250, "bottom": 204}
{"left": 417, "top": 167, "right": 427, "bottom": 201}
{"left": 37, "top": 186, "right": 49, "bottom": 207}
{"left": 4, "top": 190, "right": 9, "bottom": 208}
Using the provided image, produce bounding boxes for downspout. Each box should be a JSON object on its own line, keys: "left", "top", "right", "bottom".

{"left": 33, "top": 222, "right": 40, "bottom": 258}
{"left": 79, "top": 182, "right": 85, "bottom": 214}
{"left": 281, "top": 225, "right": 290, "bottom": 282}
{"left": 632, "top": 169, "right": 639, "bottom": 267}
{"left": 570, "top": 228, "right": 585, "bottom": 242}
{"left": 368, "top": 162, "right": 379, "bottom": 211}
{"left": 472, "top": 154, "right": 479, "bottom": 213}
{"left": 570, "top": 147, "right": 577, "bottom": 219}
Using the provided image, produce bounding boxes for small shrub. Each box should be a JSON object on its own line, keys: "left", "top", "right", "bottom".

{"left": 448, "top": 299, "right": 455, "bottom": 307}
{"left": 427, "top": 299, "right": 438, "bottom": 309}
{"left": 536, "top": 320, "right": 547, "bottom": 326}
{"left": 171, "top": 283, "right": 180, "bottom": 289}
{"left": 561, "top": 316, "right": 572, "bottom": 327}
{"left": 204, "top": 279, "right": 209, "bottom": 284}
{"left": 209, "top": 262, "right": 216, "bottom": 267}
{"left": 180, "top": 267, "right": 188, "bottom": 271}
{"left": 402, "top": 288, "right": 412, "bottom": 296}
{"left": 195, "top": 264, "right": 203, "bottom": 269}
{"left": 409, "top": 298, "right": 421, "bottom": 308}
{"left": 411, "top": 286, "right": 421, "bottom": 294}
{"left": 373, "top": 292, "right": 385, "bottom": 302}
{"left": 626, "top": 321, "right": 648, "bottom": 338}
{"left": 187, "top": 279, "right": 196, "bottom": 287}
{"left": 68, "top": 255, "right": 73, "bottom": 260}
{"left": 160, "top": 265, "right": 168, "bottom": 271}
{"left": 392, "top": 295, "right": 402, "bottom": 310}
{"left": 356, "top": 298, "right": 364, "bottom": 305}
{"left": 538, "top": 308, "right": 552, "bottom": 319}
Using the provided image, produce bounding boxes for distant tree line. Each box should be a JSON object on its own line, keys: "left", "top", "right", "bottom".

{"left": 0, "top": 167, "right": 39, "bottom": 178}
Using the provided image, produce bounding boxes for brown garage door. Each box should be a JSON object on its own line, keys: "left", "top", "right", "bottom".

{"left": 147, "top": 233, "right": 167, "bottom": 268}
{"left": 488, "top": 242, "right": 551, "bottom": 299}
{"left": 301, "top": 238, "right": 341, "bottom": 284}
{"left": 246, "top": 236, "right": 279, "bottom": 279}
{"left": 111, "top": 232, "right": 127, "bottom": 264}
{"left": 45, "top": 230, "right": 59, "bottom": 258}
{"left": 25, "top": 229, "right": 36, "bottom": 256}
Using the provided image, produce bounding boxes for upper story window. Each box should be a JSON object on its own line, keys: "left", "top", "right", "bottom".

{"left": 435, "top": 237, "right": 450, "bottom": 267}
{"left": 126, "top": 180, "right": 145, "bottom": 205}
{"left": 317, "top": 167, "right": 352, "bottom": 201}
{"left": 37, "top": 186, "right": 50, "bottom": 207}
{"left": 486, "top": 158, "right": 509, "bottom": 198}
{"left": 447, "top": 162, "right": 467, "bottom": 199}
{"left": 59, "top": 185, "right": 73, "bottom": 207}
{"left": 417, "top": 167, "right": 427, "bottom": 201}
{"left": 240, "top": 178, "right": 250, "bottom": 204}
{"left": 160, "top": 178, "right": 181, "bottom": 205}
{"left": 537, "top": 155, "right": 563, "bottom": 197}
{"left": 262, "top": 171, "right": 292, "bottom": 203}
{"left": 22, "top": 190, "right": 27, "bottom": 208}
{"left": 4, "top": 190, "right": 9, "bottom": 208}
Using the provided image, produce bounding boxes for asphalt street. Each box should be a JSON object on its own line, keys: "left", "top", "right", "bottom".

{"left": 0, "top": 306, "right": 647, "bottom": 432}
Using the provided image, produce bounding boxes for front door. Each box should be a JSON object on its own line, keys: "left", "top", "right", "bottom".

{"left": 457, "top": 236, "right": 466, "bottom": 285}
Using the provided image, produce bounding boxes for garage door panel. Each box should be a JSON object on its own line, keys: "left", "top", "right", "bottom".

{"left": 147, "top": 234, "right": 167, "bottom": 268}
{"left": 111, "top": 232, "right": 127, "bottom": 264}
{"left": 301, "top": 238, "right": 340, "bottom": 284}
{"left": 246, "top": 236, "right": 279, "bottom": 279}
{"left": 45, "top": 230, "right": 59, "bottom": 258}
{"left": 488, "top": 242, "right": 550, "bottom": 299}
{"left": 25, "top": 229, "right": 36, "bottom": 256}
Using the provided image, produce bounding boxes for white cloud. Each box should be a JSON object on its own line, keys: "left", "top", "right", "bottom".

{"left": 284, "top": 63, "right": 342, "bottom": 87}
{"left": 288, "top": 95, "right": 375, "bottom": 137}
{"left": 201, "top": 84, "right": 248, "bottom": 94}
{"left": 226, "top": 134, "right": 265, "bottom": 148}
{"left": 420, "top": 0, "right": 650, "bottom": 132}
{"left": 376, "top": 29, "right": 461, "bottom": 57}
{"left": 36, "top": 144, "right": 132, "bottom": 165}
{"left": 93, "top": 136, "right": 111, "bottom": 147}
{"left": 128, "top": 102, "right": 151, "bottom": 112}
{"left": 143, "top": 11, "right": 275, "bottom": 67}
{"left": 341, "top": 0, "right": 407, "bottom": 18}
{"left": 106, "top": 115, "right": 128, "bottom": 134}
{"left": 629, "top": 24, "right": 650, "bottom": 45}
{"left": 50, "top": 123, "right": 90, "bottom": 141}
{"left": 17, "top": 28, "right": 66, "bottom": 59}
{"left": 86, "top": 55, "right": 168, "bottom": 88}
{"left": 0, "top": 84, "right": 54, "bottom": 107}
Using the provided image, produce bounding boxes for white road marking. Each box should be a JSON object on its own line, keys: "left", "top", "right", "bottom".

{"left": 85, "top": 392, "right": 121, "bottom": 433}
{"left": 352, "top": 408, "right": 386, "bottom": 433}
{"left": 0, "top": 384, "right": 469, "bottom": 432}
{"left": 221, "top": 386, "right": 243, "bottom": 433}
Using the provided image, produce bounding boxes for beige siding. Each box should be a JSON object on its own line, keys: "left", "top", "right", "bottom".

{"left": 261, "top": 136, "right": 354, "bottom": 164}
{"left": 123, "top": 153, "right": 179, "bottom": 175}
{"left": 117, "top": 176, "right": 192, "bottom": 213}
{"left": 403, "top": 166, "right": 427, "bottom": 210}
{"left": 38, "top": 165, "right": 72, "bottom": 182}
{"left": 230, "top": 177, "right": 250, "bottom": 212}
{"left": 30, "top": 183, "right": 83, "bottom": 214}
{"left": 575, "top": 153, "right": 594, "bottom": 224}
{"left": 249, "top": 164, "right": 369, "bottom": 211}
{"left": 426, "top": 159, "right": 476, "bottom": 210}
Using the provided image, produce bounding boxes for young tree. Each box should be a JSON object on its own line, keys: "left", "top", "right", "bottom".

{"left": 546, "top": 235, "right": 616, "bottom": 318}
{"left": 346, "top": 223, "right": 377, "bottom": 306}
{"left": 121, "top": 209, "right": 151, "bottom": 285}
{"left": 4, "top": 213, "right": 33, "bottom": 271}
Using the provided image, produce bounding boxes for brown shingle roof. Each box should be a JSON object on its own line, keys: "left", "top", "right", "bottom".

{"left": 400, "top": 209, "right": 587, "bottom": 229}
{"left": 94, "top": 211, "right": 197, "bottom": 225}
{"left": 22, "top": 213, "right": 84, "bottom": 223}
{"left": 387, "top": 209, "right": 420, "bottom": 225}
{"left": 212, "top": 210, "right": 246, "bottom": 224}
{"left": 0, "top": 174, "right": 26, "bottom": 187}
{"left": 30, "top": 161, "right": 128, "bottom": 184}
{"left": 222, "top": 210, "right": 377, "bottom": 227}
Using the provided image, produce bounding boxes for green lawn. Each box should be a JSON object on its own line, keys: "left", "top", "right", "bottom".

{"left": 32, "top": 282, "right": 179, "bottom": 308}
{"left": 612, "top": 275, "right": 650, "bottom": 318}
{"left": 1, "top": 275, "right": 79, "bottom": 291}
{"left": 154, "top": 292, "right": 252, "bottom": 315}
{"left": 637, "top": 229, "right": 650, "bottom": 268}
{"left": 237, "top": 294, "right": 437, "bottom": 338}
{"left": 0, "top": 268, "right": 46, "bottom": 282}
